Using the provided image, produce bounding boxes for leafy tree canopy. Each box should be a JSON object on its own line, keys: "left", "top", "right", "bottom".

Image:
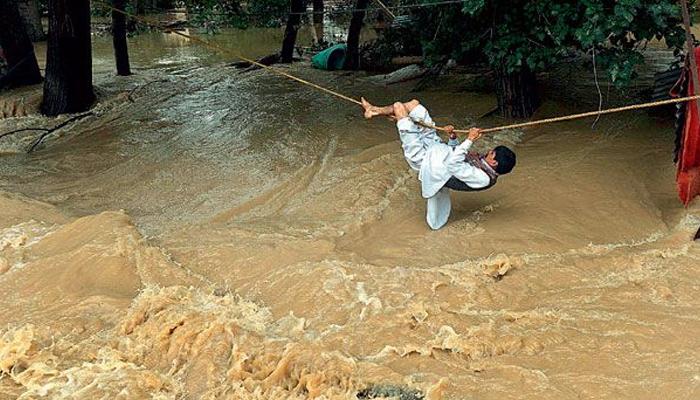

{"left": 180, "top": 0, "right": 288, "bottom": 30}
{"left": 409, "top": 0, "right": 690, "bottom": 86}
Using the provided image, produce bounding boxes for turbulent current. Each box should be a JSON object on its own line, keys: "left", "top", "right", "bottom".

{"left": 0, "top": 31, "right": 699, "bottom": 399}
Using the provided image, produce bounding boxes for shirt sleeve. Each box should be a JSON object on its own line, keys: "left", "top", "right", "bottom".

{"left": 445, "top": 139, "right": 491, "bottom": 189}
{"left": 456, "top": 139, "right": 473, "bottom": 154}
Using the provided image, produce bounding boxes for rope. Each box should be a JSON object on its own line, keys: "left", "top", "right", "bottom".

{"left": 370, "top": 0, "right": 396, "bottom": 19}
{"left": 476, "top": 95, "right": 700, "bottom": 134}
{"left": 100, "top": 0, "right": 700, "bottom": 136}
{"left": 99, "top": 0, "right": 361, "bottom": 106}
{"left": 412, "top": 95, "right": 700, "bottom": 134}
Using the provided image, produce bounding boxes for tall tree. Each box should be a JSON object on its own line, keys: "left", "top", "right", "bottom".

{"left": 312, "top": 0, "right": 324, "bottom": 44}
{"left": 281, "top": 0, "right": 305, "bottom": 62}
{"left": 133, "top": 0, "right": 159, "bottom": 15}
{"left": 135, "top": 0, "right": 146, "bottom": 15}
{"left": 41, "top": 0, "right": 95, "bottom": 116}
{"left": 17, "top": 0, "right": 45, "bottom": 42}
{"left": 495, "top": 62, "right": 539, "bottom": 119}
{"left": 0, "top": 0, "right": 43, "bottom": 90}
{"left": 343, "top": 0, "right": 369, "bottom": 70}
{"left": 411, "top": 0, "right": 687, "bottom": 118}
{"left": 112, "top": 0, "right": 131, "bottom": 75}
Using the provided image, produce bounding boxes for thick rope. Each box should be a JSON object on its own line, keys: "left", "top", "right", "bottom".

{"left": 370, "top": 0, "right": 396, "bottom": 19}
{"left": 100, "top": 1, "right": 362, "bottom": 106}
{"left": 412, "top": 94, "right": 700, "bottom": 134}
{"left": 101, "top": 1, "right": 699, "bottom": 136}
{"left": 169, "top": 30, "right": 362, "bottom": 105}
{"left": 476, "top": 95, "right": 700, "bottom": 133}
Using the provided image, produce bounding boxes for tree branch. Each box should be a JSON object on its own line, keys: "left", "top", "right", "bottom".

{"left": 591, "top": 47, "right": 603, "bottom": 128}
{"left": 0, "top": 127, "right": 51, "bottom": 140}
{"left": 229, "top": 53, "right": 282, "bottom": 72}
{"left": 27, "top": 112, "right": 94, "bottom": 153}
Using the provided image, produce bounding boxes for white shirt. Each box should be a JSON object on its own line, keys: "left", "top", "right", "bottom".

{"left": 396, "top": 105, "right": 491, "bottom": 229}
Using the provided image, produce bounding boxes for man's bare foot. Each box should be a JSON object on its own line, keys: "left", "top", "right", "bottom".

{"left": 361, "top": 97, "right": 379, "bottom": 119}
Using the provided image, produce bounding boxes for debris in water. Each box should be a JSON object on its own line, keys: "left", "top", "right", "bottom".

{"left": 481, "top": 253, "right": 519, "bottom": 281}
{"left": 357, "top": 384, "right": 424, "bottom": 400}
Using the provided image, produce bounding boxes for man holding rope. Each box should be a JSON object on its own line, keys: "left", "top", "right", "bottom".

{"left": 361, "top": 98, "right": 516, "bottom": 230}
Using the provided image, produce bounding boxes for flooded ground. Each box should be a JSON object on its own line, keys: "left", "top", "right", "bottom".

{"left": 0, "top": 29, "right": 699, "bottom": 399}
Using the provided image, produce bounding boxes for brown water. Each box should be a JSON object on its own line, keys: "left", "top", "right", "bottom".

{"left": 0, "top": 29, "right": 699, "bottom": 399}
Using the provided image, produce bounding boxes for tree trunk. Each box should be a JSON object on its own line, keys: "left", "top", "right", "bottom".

{"left": 0, "top": 0, "right": 43, "bottom": 90}
{"left": 112, "top": 0, "right": 131, "bottom": 76}
{"left": 281, "top": 0, "right": 305, "bottom": 63}
{"left": 312, "top": 0, "right": 324, "bottom": 45}
{"left": 343, "top": 0, "right": 369, "bottom": 70}
{"left": 495, "top": 64, "right": 540, "bottom": 118}
{"left": 17, "top": 0, "right": 45, "bottom": 42}
{"left": 135, "top": 0, "right": 145, "bottom": 15}
{"left": 41, "top": 0, "right": 95, "bottom": 116}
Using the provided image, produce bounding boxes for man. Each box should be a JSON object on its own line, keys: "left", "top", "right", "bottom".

{"left": 361, "top": 98, "right": 516, "bottom": 230}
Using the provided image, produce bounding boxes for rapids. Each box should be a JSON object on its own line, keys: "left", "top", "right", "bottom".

{"left": 0, "top": 30, "right": 699, "bottom": 399}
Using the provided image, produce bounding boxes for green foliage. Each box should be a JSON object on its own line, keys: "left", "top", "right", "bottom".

{"left": 181, "top": 0, "right": 287, "bottom": 31}
{"left": 83, "top": 0, "right": 290, "bottom": 32}
{"left": 247, "top": 0, "right": 288, "bottom": 27}
{"left": 183, "top": 0, "right": 247, "bottom": 32}
{"left": 408, "top": 0, "right": 691, "bottom": 87}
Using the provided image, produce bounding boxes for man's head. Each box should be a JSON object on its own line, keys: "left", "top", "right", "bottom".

{"left": 484, "top": 146, "right": 516, "bottom": 175}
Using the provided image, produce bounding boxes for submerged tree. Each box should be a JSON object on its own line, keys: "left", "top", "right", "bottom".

{"left": 41, "top": 0, "right": 95, "bottom": 116}
{"left": 412, "top": 0, "right": 688, "bottom": 118}
{"left": 0, "top": 0, "right": 43, "bottom": 90}
{"left": 134, "top": 0, "right": 148, "bottom": 15}
{"left": 280, "top": 0, "right": 305, "bottom": 62}
{"left": 312, "top": 0, "right": 324, "bottom": 44}
{"left": 343, "top": 0, "right": 369, "bottom": 70}
{"left": 112, "top": 0, "right": 131, "bottom": 75}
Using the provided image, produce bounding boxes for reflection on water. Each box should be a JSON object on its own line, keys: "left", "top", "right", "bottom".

{"left": 1, "top": 25, "right": 699, "bottom": 400}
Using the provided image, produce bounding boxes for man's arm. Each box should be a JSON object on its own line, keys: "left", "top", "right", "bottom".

{"left": 445, "top": 127, "right": 490, "bottom": 189}
{"left": 444, "top": 126, "right": 482, "bottom": 153}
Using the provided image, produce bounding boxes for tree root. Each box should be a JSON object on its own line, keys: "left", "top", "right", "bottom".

{"left": 230, "top": 53, "right": 281, "bottom": 70}
{"left": 28, "top": 111, "right": 94, "bottom": 152}
{"left": 229, "top": 53, "right": 303, "bottom": 73}
{"left": 0, "top": 111, "right": 95, "bottom": 152}
{"left": 0, "top": 127, "right": 50, "bottom": 140}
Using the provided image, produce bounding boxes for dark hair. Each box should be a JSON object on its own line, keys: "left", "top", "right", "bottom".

{"left": 494, "top": 146, "right": 516, "bottom": 175}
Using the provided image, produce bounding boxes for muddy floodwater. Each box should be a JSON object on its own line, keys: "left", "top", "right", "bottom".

{"left": 0, "top": 29, "right": 699, "bottom": 399}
